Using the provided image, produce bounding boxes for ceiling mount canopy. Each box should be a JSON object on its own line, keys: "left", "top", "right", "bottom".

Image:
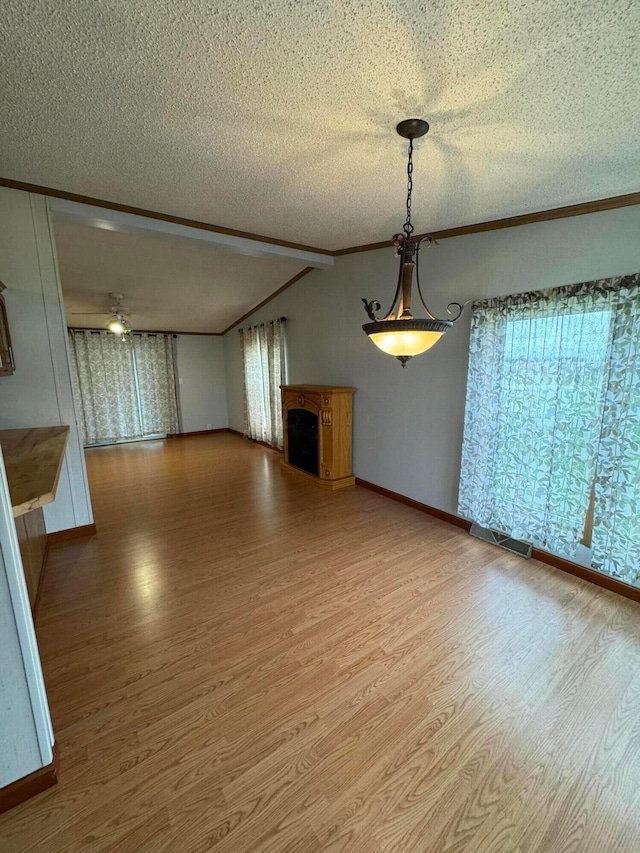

{"left": 395, "top": 118, "right": 430, "bottom": 140}
{"left": 362, "top": 119, "right": 463, "bottom": 366}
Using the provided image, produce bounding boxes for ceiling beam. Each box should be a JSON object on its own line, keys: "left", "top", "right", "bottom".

{"left": 49, "top": 198, "right": 334, "bottom": 269}
{"left": 0, "top": 177, "right": 332, "bottom": 257}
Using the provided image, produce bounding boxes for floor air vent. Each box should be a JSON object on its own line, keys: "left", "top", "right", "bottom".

{"left": 469, "top": 523, "right": 532, "bottom": 559}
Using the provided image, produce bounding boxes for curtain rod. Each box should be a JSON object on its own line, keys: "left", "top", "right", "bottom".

{"left": 237, "top": 316, "right": 287, "bottom": 333}
{"left": 68, "top": 328, "right": 177, "bottom": 338}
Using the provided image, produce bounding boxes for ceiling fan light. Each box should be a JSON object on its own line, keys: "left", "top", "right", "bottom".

{"left": 107, "top": 319, "right": 125, "bottom": 334}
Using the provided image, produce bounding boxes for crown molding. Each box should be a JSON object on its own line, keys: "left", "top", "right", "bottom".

{"left": 333, "top": 191, "right": 640, "bottom": 255}
{"left": 221, "top": 267, "right": 314, "bottom": 335}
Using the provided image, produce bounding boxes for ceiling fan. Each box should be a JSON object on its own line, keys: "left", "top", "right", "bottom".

{"left": 71, "top": 293, "right": 133, "bottom": 335}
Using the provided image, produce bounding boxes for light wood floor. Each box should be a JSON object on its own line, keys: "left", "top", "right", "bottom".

{"left": 2, "top": 433, "right": 640, "bottom": 852}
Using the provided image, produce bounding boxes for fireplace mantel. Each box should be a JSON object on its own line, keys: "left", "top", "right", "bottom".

{"left": 280, "top": 385, "right": 355, "bottom": 490}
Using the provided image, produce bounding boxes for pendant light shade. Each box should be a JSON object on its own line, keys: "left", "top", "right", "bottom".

{"left": 363, "top": 319, "right": 449, "bottom": 359}
{"left": 362, "top": 119, "right": 463, "bottom": 366}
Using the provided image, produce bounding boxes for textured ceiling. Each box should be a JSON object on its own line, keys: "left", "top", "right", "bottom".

{"left": 54, "top": 218, "right": 305, "bottom": 333}
{"left": 2, "top": 1, "right": 640, "bottom": 250}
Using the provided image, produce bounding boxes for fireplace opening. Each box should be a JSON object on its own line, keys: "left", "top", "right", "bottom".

{"left": 287, "top": 408, "right": 319, "bottom": 476}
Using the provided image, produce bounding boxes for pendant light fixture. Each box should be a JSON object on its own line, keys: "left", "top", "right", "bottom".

{"left": 362, "top": 119, "right": 463, "bottom": 366}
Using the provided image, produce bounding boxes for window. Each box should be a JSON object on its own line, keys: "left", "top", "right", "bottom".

{"left": 458, "top": 273, "right": 640, "bottom": 586}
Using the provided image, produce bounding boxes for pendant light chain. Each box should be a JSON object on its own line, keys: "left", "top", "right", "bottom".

{"left": 403, "top": 137, "right": 415, "bottom": 237}
{"left": 361, "top": 117, "right": 464, "bottom": 366}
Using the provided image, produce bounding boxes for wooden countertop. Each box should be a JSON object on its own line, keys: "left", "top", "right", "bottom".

{"left": 0, "top": 426, "right": 70, "bottom": 517}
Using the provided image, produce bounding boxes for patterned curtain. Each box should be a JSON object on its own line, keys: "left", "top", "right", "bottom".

{"left": 68, "top": 330, "right": 179, "bottom": 444}
{"left": 239, "top": 320, "right": 286, "bottom": 449}
{"left": 592, "top": 275, "right": 640, "bottom": 583}
{"left": 458, "top": 280, "right": 616, "bottom": 558}
{"left": 132, "top": 334, "right": 180, "bottom": 435}
{"left": 68, "top": 330, "right": 142, "bottom": 444}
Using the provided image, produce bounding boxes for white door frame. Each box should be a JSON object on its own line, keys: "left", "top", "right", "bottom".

{"left": 0, "top": 447, "right": 53, "bottom": 764}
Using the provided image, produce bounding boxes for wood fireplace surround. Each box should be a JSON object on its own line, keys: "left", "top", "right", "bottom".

{"left": 280, "top": 385, "right": 355, "bottom": 489}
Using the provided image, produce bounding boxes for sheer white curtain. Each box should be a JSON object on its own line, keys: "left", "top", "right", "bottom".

{"left": 68, "top": 330, "right": 141, "bottom": 444}
{"left": 459, "top": 273, "right": 640, "bottom": 584}
{"left": 239, "top": 319, "right": 286, "bottom": 449}
{"left": 132, "top": 334, "right": 180, "bottom": 435}
{"left": 68, "top": 330, "right": 179, "bottom": 444}
{"left": 458, "top": 281, "right": 614, "bottom": 558}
